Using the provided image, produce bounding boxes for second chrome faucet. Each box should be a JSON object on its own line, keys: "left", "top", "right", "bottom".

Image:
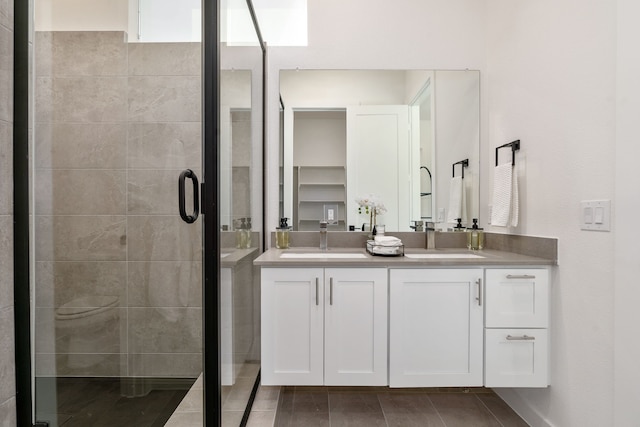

{"left": 319, "top": 220, "right": 328, "bottom": 250}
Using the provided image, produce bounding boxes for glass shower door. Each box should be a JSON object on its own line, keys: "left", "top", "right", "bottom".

{"left": 32, "top": 7, "right": 205, "bottom": 426}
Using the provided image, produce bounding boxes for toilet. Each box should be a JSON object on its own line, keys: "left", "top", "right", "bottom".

{"left": 55, "top": 295, "right": 120, "bottom": 369}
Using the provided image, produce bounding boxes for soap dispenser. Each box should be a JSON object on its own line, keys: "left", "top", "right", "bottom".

{"left": 467, "top": 218, "right": 484, "bottom": 250}
{"left": 276, "top": 218, "right": 291, "bottom": 249}
{"left": 453, "top": 218, "right": 465, "bottom": 232}
{"left": 235, "top": 218, "right": 247, "bottom": 249}
{"left": 243, "top": 217, "right": 253, "bottom": 249}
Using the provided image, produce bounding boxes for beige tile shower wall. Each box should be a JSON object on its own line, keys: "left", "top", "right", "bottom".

{"left": 0, "top": 0, "right": 16, "bottom": 423}
{"left": 126, "top": 41, "right": 203, "bottom": 378}
{"left": 34, "top": 32, "right": 203, "bottom": 378}
{"left": 34, "top": 31, "right": 129, "bottom": 377}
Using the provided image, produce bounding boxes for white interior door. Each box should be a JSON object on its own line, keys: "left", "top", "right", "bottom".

{"left": 346, "top": 106, "right": 412, "bottom": 231}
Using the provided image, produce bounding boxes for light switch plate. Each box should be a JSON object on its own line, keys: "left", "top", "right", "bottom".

{"left": 580, "top": 200, "right": 611, "bottom": 231}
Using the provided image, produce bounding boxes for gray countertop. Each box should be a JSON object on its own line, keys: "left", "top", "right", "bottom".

{"left": 221, "top": 247, "right": 258, "bottom": 267}
{"left": 254, "top": 247, "right": 556, "bottom": 267}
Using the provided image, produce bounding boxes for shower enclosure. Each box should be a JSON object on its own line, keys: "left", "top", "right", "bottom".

{"left": 18, "top": 1, "right": 265, "bottom": 425}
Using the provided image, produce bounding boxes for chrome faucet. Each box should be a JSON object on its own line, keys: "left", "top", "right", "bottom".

{"left": 425, "top": 221, "right": 436, "bottom": 249}
{"left": 319, "top": 220, "right": 328, "bottom": 250}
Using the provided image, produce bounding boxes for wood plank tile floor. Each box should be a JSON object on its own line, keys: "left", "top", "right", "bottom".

{"left": 273, "top": 387, "right": 529, "bottom": 427}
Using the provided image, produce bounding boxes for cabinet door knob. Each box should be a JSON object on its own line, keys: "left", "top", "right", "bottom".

{"left": 475, "top": 278, "right": 482, "bottom": 306}
{"left": 315, "top": 277, "right": 319, "bottom": 306}
{"left": 506, "top": 274, "right": 536, "bottom": 279}
{"left": 506, "top": 334, "right": 535, "bottom": 341}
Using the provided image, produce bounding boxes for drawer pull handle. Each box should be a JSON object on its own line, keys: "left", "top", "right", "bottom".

{"left": 315, "top": 278, "right": 319, "bottom": 306}
{"left": 506, "top": 334, "right": 535, "bottom": 341}
{"left": 475, "top": 278, "right": 482, "bottom": 306}
{"left": 506, "top": 274, "right": 536, "bottom": 279}
{"left": 330, "top": 277, "right": 334, "bottom": 305}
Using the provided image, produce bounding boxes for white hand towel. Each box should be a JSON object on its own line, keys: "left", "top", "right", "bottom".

{"left": 510, "top": 166, "right": 519, "bottom": 227}
{"left": 374, "top": 235, "right": 402, "bottom": 247}
{"left": 447, "top": 176, "right": 464, "bottom": 223}
{"left": 490, "top": 163, "right": 518, "bottom": 227}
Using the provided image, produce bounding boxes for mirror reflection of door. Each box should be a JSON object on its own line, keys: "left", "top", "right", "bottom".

{"left": 346, "top": 105, "right": 416, "bottom": 231}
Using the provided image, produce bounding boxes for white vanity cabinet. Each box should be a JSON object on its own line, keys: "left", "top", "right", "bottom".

{"left": 484, "top": 268, "right": 550, "bottom": 387}
{"left": 389, "top": 268, "right": 484, "bottom": 387}
{"left": 261, "top": 267, "right": 388, "bottom": 386}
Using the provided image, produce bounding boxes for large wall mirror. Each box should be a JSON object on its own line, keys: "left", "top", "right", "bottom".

{"left": 279, "top": 69, "right": 480, "bottom": 232}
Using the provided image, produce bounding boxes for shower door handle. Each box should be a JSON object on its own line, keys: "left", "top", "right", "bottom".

{"left": 179, "top": 169, "right": 200, "bottom": 224}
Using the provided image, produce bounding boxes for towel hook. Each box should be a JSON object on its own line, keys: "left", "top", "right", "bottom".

{"left": 495, "top": 140, "right": 521, "bottom": 166}
{"left": 452, "top": 159, "right": 469, "bottom": 179}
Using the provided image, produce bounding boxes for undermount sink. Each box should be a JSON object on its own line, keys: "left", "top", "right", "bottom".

{"left": 404, "top": 253, "right": 485, "bottom": 259}
{"left": 280, "top": 252, "right": 367, "bottom": 259}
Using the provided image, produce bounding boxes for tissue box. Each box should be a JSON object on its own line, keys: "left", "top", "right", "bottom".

{"left": 366, "top": 241, "right": 404, "bottom": 257}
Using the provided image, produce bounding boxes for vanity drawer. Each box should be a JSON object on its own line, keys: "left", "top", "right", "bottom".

{"left": 484, "top": 328, "right": 549, "bottom": 387}
{"left": 485, "top": 268, "right": 549, "bottom": 328}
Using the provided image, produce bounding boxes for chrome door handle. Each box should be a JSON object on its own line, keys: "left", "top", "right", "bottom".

{"left": 506, "top": 274, "right": 536, "bottom": 279}
{"left": 330, "top": 278, "right": 334, "bottom": 305}
{"left": 475, "top": 278, "right": 482, "bottom": 306}
{"left": 315, "top": 277, "right": 319, "bottom": 306}
{"left": 506, "top": 335, "right": 535, "bottom": 341}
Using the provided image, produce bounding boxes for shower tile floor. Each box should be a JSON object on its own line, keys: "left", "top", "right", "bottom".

{"left": 35, "top": 377, "right": 193, "bottom": 426}
{"left": 166, "top": 362, "right": 278, "bottom": 427}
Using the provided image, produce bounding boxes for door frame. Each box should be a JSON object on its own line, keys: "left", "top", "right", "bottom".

{"left": 203, "top": 0, "right": 222, "bottom": 424}
{"left": 13, "top": 0, "right": 32, "bottom": 423}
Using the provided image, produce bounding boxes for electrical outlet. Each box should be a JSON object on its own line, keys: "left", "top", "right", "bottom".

{"left": 323, "top": 204, "right": 338, "bottom": 225}
{"left": 438, "top": 208, "right": 445, "bottom": 222}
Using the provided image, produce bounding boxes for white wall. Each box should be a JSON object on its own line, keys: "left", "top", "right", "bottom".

{"left": 614, "top": 0, "right": 640, "bottom": 425}
{"left": 35, "top": 0, "right": 129, "bottom": 31}
{"left": 293, "top": 112, "right": 346, "bottom": 167}
{"left": 484, "top": 1, "right": 617, "bottom": 426}
{"left": 267, "top": 0, "right": 488, "bottom": 231}
{"left": 280, "top": 70, "right": 408, "bottom": 107}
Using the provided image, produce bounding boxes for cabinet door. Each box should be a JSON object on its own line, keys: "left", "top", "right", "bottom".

{"left": 261, "top": 268, "right": 324, "bottom": 385}
{"left": 324, "top": 268, "right": 388, "bottom": 386}
{"left": 485, "top": 328, "right": 549, "bottom": 387}
{"left": 485, "top": 269, "right": 549, "bottom": 328}
{"left": 389, "top": 269, "right": 484, "bottom": 387}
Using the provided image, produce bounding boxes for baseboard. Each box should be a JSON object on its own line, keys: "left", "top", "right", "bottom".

{"left": 494, "top": 388, "right": 555, "bottom": 427}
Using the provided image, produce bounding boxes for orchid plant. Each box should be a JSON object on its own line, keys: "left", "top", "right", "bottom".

{"left": 355, "top": 194, "right": 387, "bottom": 233}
